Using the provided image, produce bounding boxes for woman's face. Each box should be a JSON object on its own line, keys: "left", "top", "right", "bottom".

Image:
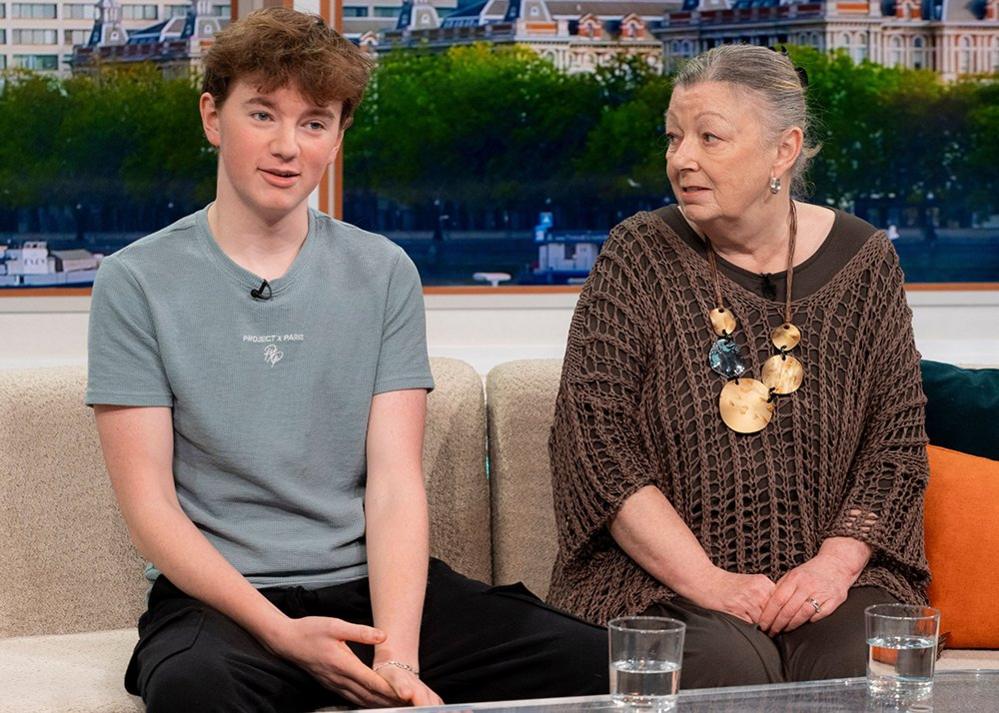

{"left": 665, "top": 81, "right": 779, "bottom": 227}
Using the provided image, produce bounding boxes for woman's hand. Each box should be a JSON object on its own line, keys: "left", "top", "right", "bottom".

{"left": 758, "top": 539, "right": 870, "bottom": 636}
{"left": 264, "top": 615, "right": 400, "bottom": 708}
{"left": 375, "top": 662, "right": 444, "bottom": 707}
{"left": 687, "top": 567, "right": 776, "bottom": 625}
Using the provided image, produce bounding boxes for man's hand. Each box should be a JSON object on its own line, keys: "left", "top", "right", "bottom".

{"left": 375, "top": 663, "right": 444, "bottom": 707}
{"left": 687, "top": 567, "right": 776, "bottom": 625}
{"left": 265, "top": 616, "right": 400, "bottom": 707}
{"left": 758, "top": 540, "right": 868, "bottom": 636}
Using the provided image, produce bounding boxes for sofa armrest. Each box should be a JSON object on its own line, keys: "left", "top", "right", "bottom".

{"left": 425, "top": 357, "right": 491, "bottom": 584}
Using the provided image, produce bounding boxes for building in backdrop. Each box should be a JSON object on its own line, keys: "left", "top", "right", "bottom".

{"left": 374, "top": 0, "right": 677, "bottom": 73}
{"left": 230, "top": 0, "right": 461, "bottom": 40}
{"left": 70, "top": 0, "right": 226, "bottom": 74}
{"left": 1, "top": 0, "right": 230, "bottom": 74}
{"left": 657, "top": 0, "right": 999, "bottom": 80}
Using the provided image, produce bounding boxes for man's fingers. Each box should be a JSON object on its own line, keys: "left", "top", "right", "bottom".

{"left": 407, "top": 682, "right": 444, "bottom": 707}
{"left": 341, "top": 677, "right": 397, "bottom": 709}
{"left": 331, "top": 648, "right": 399, "bottom": 702}
{"left": 411, "top": 686, "right": 438, "bottom": 707}
{"left": 330, "top": 619, "right": 386, "bottom": 645}
{"left": 324, "top": 674, "right": 377, "bottom": 708}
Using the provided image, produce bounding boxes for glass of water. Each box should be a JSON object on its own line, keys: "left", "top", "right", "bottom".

{"left": 865, "top": 604, "right": 940, "bottom": 702}
{"left": 608, "top": 616, "right": 685, "bottom": 710}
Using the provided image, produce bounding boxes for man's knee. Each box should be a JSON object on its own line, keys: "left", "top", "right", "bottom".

{"left": 143, "top": 648, "right": 240, "bottom": 713}
{"left": 541, "top": 617, "right": 609, "bottom": 695}
{"left": 138, "top": 609, "right": 295, "bottom": 713}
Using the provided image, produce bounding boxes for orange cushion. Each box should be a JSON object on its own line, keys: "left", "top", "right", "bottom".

{"left": 924, "top": 445, "right": 999, "bottom": 649}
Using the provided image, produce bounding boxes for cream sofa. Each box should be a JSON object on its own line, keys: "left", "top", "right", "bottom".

{"left": 1, "top": 358, "right": 995, "bottom": 713}
{"left": 0, "top": 359, "right": 489, "bottom": 713}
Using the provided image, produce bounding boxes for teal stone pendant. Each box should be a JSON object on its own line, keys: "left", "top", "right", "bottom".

{"left": 709, "top": 337, "right": 748, "bottom": 379}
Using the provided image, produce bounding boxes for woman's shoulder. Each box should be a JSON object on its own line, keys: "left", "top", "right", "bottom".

{"left": 825, "top": 207, "right": 898, "bottom": 270}
{"left": 811, "top": 207, "right": 907, "bottom": 299}
{"left": 603, "top": 206, "right": 691, "bottom": 258}
{"left": 828, "top": 207, "right": 882, "bottom": 245}
{"left": 795, "top": 203, "right": 895, "bottom": 284}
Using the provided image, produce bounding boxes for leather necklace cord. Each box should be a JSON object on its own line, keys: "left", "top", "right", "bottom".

{"left": 704, "top": 201, "right": 798, "bottom": 318}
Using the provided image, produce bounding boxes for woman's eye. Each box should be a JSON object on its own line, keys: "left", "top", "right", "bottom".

{"left": 703, "top": 133, "right": 719, "bottom": 143}
{"left": 307, "top": 121, "right": 326, "bottom": 131}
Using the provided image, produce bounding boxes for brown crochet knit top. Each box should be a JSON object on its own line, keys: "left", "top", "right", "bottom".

{"left": 547, "top": 209, "right": 930, "bottom": 626}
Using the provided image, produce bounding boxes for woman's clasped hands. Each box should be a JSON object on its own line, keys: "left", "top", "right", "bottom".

{"left": 692, "top": 539, "right": 869, "bottom": 636}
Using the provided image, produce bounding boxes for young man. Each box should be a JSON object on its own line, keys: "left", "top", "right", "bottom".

{"left": 86, "top": 8, "right": 607, "bottom": 712}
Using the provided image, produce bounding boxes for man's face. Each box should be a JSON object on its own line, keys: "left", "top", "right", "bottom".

{"left": 201, "top": 78, "right": 344, "bottom": 222}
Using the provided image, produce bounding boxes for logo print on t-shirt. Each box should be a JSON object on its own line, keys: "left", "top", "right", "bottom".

{"left": 263, "top": 344, "right": 284, "bottom": 367}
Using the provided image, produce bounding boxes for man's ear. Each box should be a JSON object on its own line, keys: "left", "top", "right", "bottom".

{"left": 200, "top": 92, "right": 222, "bottom": 148}
{"left": 328, "top": 127, "right": 346, "bottom": 164}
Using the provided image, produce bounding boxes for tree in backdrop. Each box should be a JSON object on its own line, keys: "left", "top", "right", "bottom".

{"left": 347, "top": 43, "right": 603, "bottom": 217}
{"left": 0, "top": 49, "right": 996, "bottom": 234}
{"left": 787, "top": 46, "right": 996, "bottom": 223}
{"left": 0, "top": 64, "right": 214, "bottom": 233}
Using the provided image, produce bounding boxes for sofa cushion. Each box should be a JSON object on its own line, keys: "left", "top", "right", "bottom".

{"left": 925, "top": 445, "right": 999, "bottom": 649}
{"left": 921, "top": 360, "right": 999, "bottom": 461}
{"left": 0, "top": 629, "right": 142, "bottom": 713}
{"left": 0, "top": 367, "right": 148, "bottom": 637}
{"left": 486, "top": 359, "right": 563, "bottom": 598}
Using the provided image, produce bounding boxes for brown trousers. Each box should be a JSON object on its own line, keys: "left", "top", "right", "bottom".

{"left": 642, "top": 586, "right": 898, "bottom": 689}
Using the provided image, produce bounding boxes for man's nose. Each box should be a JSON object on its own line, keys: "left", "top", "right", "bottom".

{"left": 270, "top": 124, "right": 300, "bottom": 160}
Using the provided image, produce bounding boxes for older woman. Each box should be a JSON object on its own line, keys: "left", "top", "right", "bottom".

{"left": 548, "top": 45, "right": 930, "bottom": 688}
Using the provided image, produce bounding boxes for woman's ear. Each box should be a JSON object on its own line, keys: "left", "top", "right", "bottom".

{"left": 774, "top": 126, "right": 803, "bottom": 180}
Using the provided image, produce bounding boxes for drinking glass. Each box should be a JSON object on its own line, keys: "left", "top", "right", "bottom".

{"left": 608, "top": 616, "right": 685, "bottom": 710}
{"left": 865, "top": 603, "right": 940, "bottom": 702}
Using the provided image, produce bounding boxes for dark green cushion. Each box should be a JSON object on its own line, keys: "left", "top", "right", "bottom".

{"left": 921, "top": 360, "right": 999, "bottom": 461}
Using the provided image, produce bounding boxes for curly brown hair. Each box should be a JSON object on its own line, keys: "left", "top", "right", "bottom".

{"left": 202, "top": 7, "right": 373, "bottom": 129}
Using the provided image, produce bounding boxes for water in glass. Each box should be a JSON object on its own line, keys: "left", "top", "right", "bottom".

{"left": 867, "top": 635, "right": 936, "bottom": 700}
{"left": 610, "top": 659, "right": 681, "bottom": 709}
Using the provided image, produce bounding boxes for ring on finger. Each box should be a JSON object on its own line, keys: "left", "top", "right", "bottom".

{"left": 806, "top": 597, "right": 822, "bottom": 614}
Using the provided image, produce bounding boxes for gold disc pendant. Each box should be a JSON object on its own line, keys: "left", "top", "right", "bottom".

{"left": 771, "top": 322, "right": 801, "bottom": 350}
{"left": 710, "top": 307, "right": 737, "bottom": 337}
{"left": 762, "top": 353, "right": 804, "bottom": 395}
{"left": 719, "top": 378, "right": 774, "bottom": 434}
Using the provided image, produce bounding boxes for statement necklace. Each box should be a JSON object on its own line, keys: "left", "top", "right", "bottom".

{"left": 703, "top": 202, "right": 804, "bottom": 433}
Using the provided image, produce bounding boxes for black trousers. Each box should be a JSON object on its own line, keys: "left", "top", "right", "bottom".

{"left": 642, "top": 586, "right": 898, "bottom": 689}
{"left": 125, "top": 559, "right": 608, "bottom": 712}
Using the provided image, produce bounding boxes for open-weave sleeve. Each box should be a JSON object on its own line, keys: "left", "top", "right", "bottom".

{"left": 549, "top": 229, "right": 657, "bottom": 562}
{"left": 827, "top": 246, "right": 930, "bottom": 586}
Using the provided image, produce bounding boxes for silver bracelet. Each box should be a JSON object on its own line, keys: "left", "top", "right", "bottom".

{"left": 373, "top": 660, "right": 420, "bottom": 677}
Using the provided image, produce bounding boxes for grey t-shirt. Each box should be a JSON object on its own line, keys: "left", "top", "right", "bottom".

{"left": 86, "top": 206, "right": 434, "bottom": 589}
